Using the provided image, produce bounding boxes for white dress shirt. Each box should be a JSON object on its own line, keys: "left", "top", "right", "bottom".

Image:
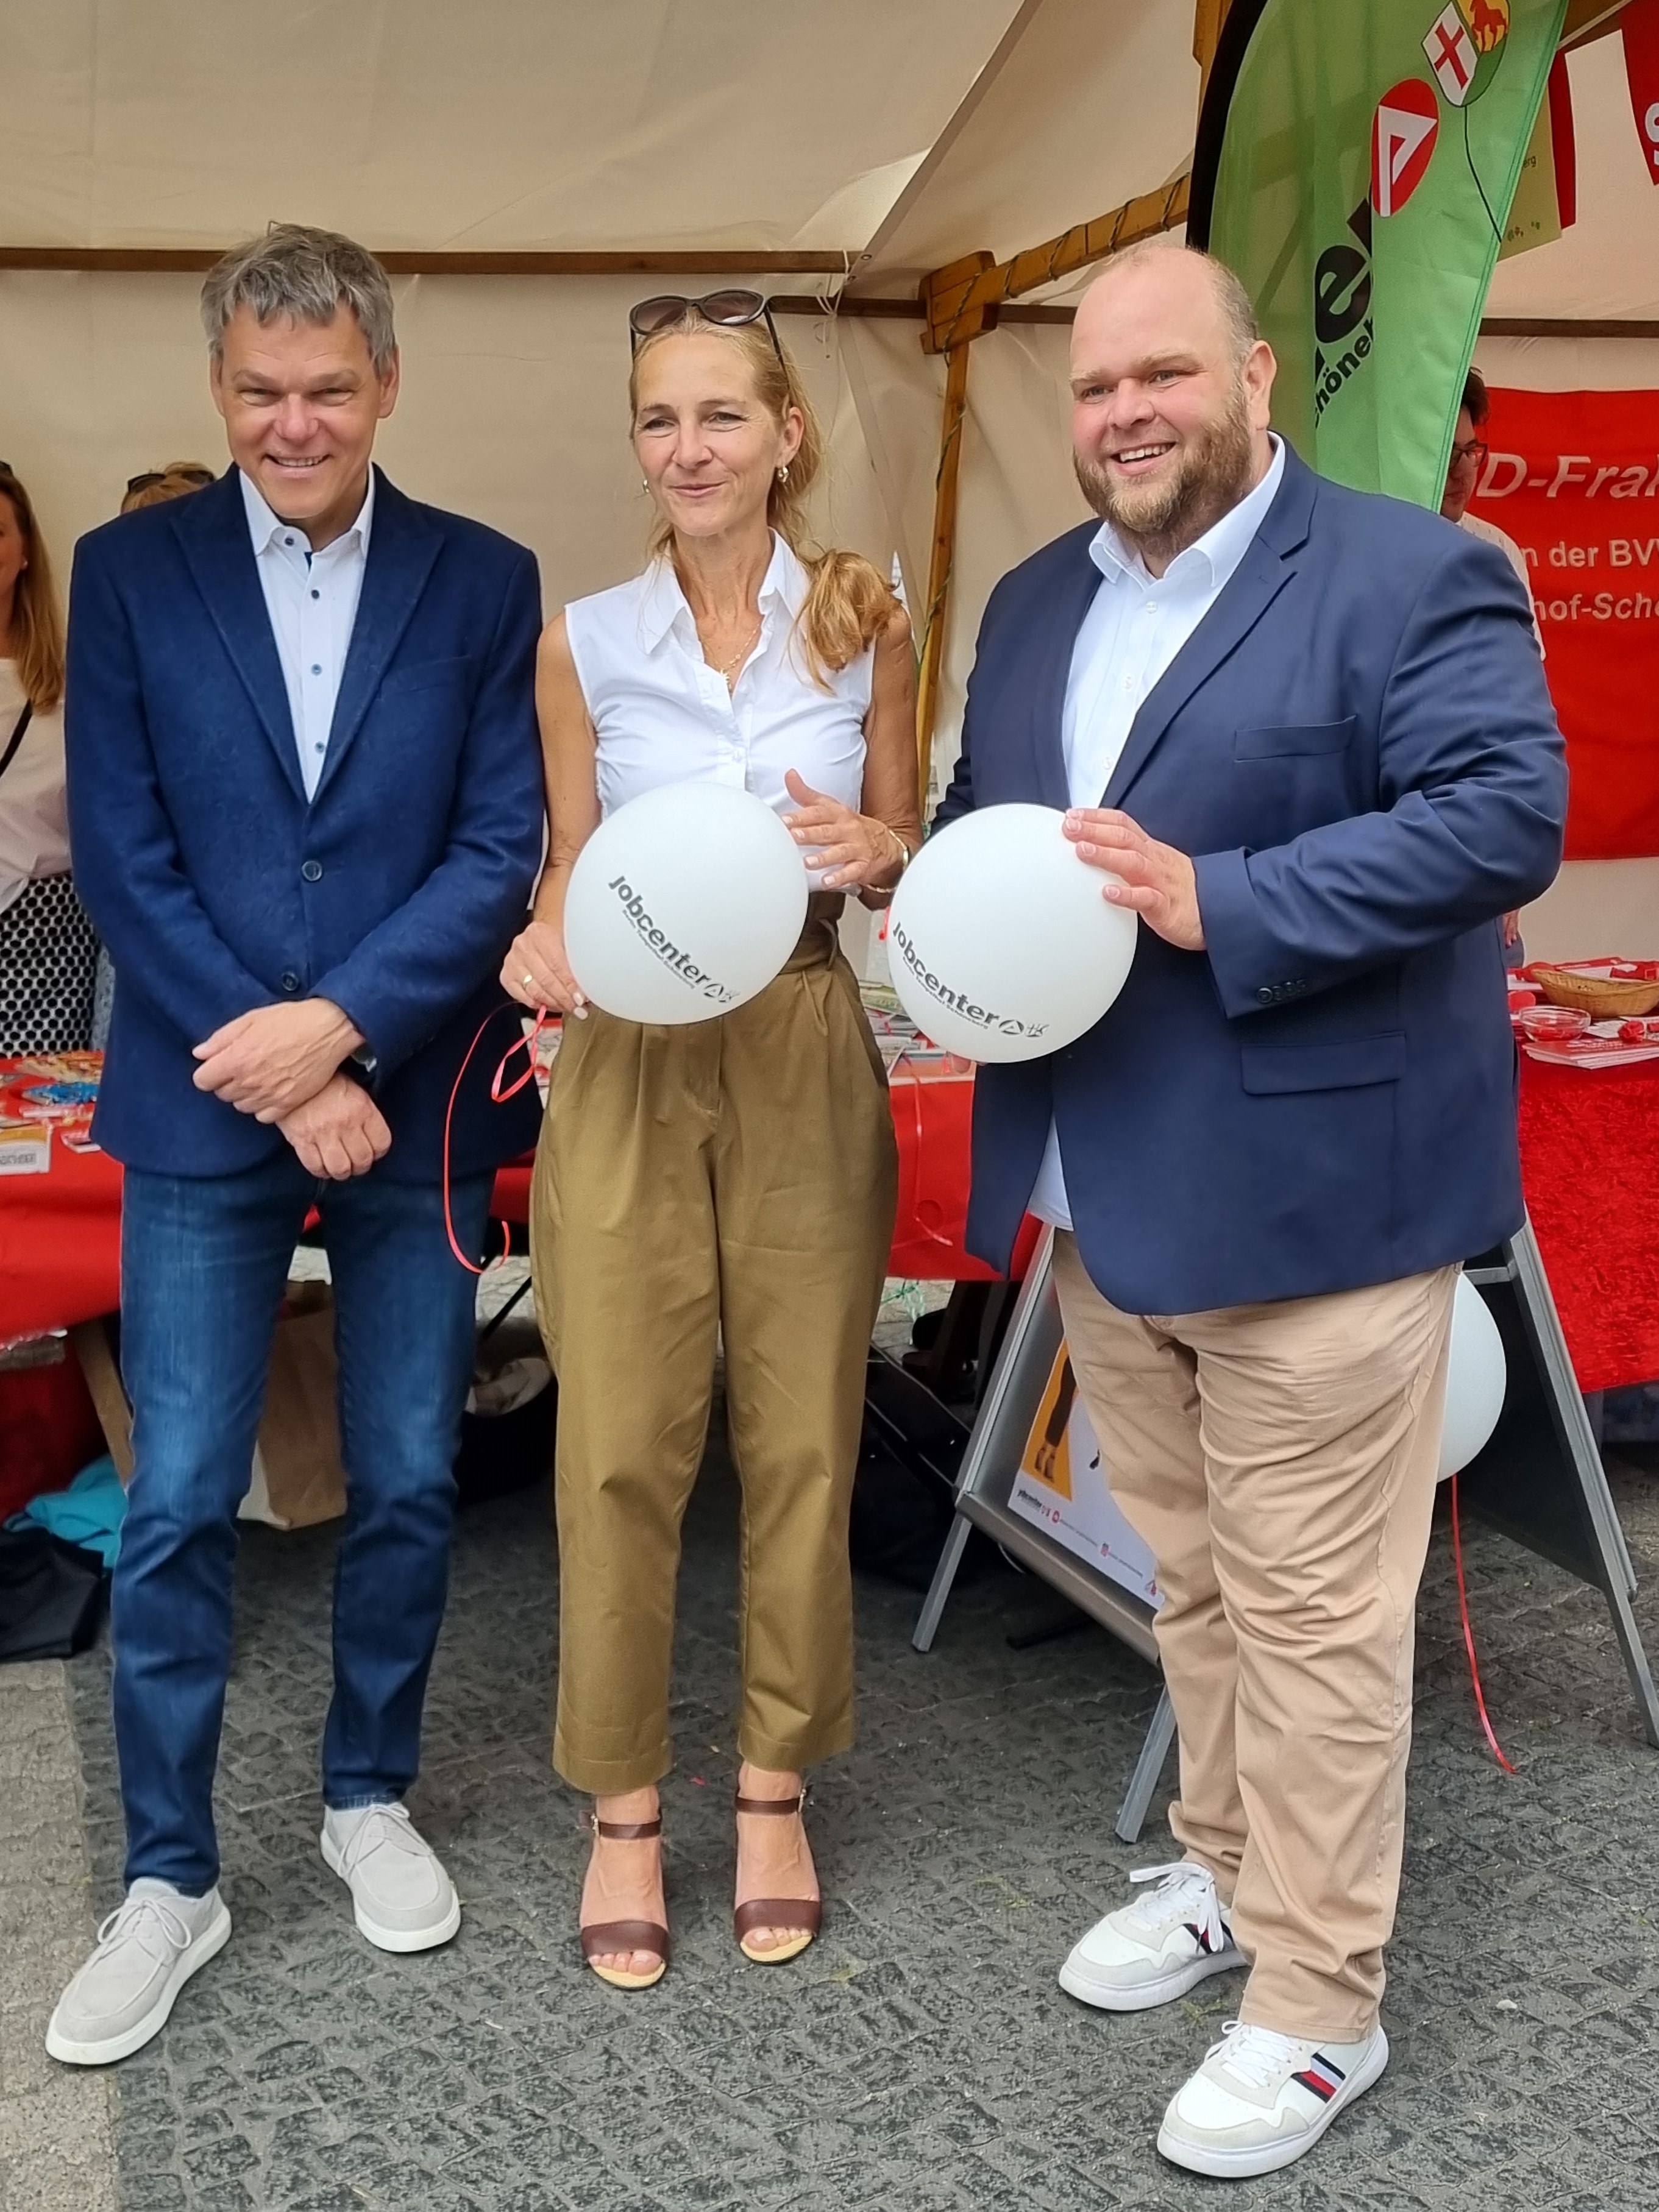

{"left": 240, "top": 468, "right": 375, "bottom": 799}
{"left": 0, "top": 662, "right": 69, "bottom": 916}
{"left": 1028, "top": 436, "right": 1287, "bottom": 1230}
{"left": 563, "top": 533, "right": 873, "bottom": 847}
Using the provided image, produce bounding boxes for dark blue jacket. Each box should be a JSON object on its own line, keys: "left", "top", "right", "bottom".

{"left": 938, "top": 444, "right": 1566, "bottom": 1313}
{"left": 65, "top": 466, "right": 545, "bottom": 1182}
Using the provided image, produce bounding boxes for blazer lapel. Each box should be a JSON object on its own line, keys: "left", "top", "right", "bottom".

{"left": 172, "top": 472, "right": 305, "bottom": 802}
{"left": 314, "top": 470, "right": 442, "bottom": 801}
{"left": 1028, "top": 526, "right": 1104, "bottom": 811}
{"left": 1101, "top": 444, "right": 1318, "bottom": 812}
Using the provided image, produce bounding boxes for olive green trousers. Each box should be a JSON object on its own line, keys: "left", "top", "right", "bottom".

{"left": 531, "top": 915, "right": 897, "bottom": 1793}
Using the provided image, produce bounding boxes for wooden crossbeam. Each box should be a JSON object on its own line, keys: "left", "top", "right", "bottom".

{"left": 0, "top": 247, "right": 855, "bottom": 276}
{"left": 918, "top": 174, "right": 1191, "bottom": 355}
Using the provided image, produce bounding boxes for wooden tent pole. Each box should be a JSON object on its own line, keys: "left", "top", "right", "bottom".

{"left": 915, "top": 340, "right": 973, "bottom": 805}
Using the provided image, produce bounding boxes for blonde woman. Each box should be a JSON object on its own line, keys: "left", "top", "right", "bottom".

{"left": 119, "top": 461, "right": 217, "bottom": 514}
{"left": 503, "top": 292, "right": 919, "bottom": 1990}
{"left": 0, "top": 462, "right": 95, "bottom": 1052}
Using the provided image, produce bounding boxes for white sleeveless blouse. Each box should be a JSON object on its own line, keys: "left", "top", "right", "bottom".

{"left": 563, "top": 535, "right": 874, "bottom": 826}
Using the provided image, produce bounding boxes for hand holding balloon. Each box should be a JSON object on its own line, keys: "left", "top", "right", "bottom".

{"left": 502, "top": 918, "right": 588, "bottom": 1019}
{"left": 1065, "top": 809, "right": 1205, "bottom": 952}
{"left": 783, "top": 770, "right": 905, "bottom": 892}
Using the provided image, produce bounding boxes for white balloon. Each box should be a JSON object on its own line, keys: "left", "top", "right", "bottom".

{"left": 1438, "top": 1275, "right": 1507, "bottom": 1481}
{"left": 886, "top": 804, "right": 1138, "bottom": 1063}
{"left": 564, "top": 781, "right": 808, "bottom": 1025}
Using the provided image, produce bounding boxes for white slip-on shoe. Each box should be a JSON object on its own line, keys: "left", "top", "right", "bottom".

{"left": 321, "top": 1802, "right": 461, "bottom": 1953}
{"left": 46, "top": 1880, "right": 231, "bottom": 2066}
{"left": 1058, "top": 1860, "right": 1240, "bottom": 2012}
{"left": 1157, "top": 2018, "right": 1390, "bottom": 2178}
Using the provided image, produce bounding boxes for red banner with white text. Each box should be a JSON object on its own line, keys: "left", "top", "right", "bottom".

{"left": 1469, "top": 386, "right": 1659, "bottom": 860}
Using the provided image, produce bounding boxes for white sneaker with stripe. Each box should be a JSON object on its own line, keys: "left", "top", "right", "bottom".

{"left": 1057, "top": 1859, "right": 1240, "bottom": 2012}
{"left": 1157, "top": 2019, "right": 1390, "bottom": 2178}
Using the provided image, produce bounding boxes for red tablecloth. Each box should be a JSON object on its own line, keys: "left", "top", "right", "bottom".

{"left": 1516, "top": 1056, "right": 1659, "bottom": 1393}
{"left": 6, "top": 1054, "right": 1657, "bottom": 1391}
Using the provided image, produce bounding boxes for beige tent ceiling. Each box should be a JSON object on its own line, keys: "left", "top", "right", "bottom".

{"left": 7, "top": 0, "right": 1020, "bottom": 251}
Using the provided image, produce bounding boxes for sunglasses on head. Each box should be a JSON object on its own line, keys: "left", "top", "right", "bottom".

{"left": 627, "top": 289, "right": 786, "bottom": 369}
{"left": 125, "top": 465, "right": 217, "bottom": 495}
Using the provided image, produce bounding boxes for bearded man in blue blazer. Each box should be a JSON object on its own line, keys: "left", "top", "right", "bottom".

{"left": 937, "top": 244, "right": 1565, "bottom": 2179}
{"left": 51, "top": 226, "right": 544, "bottom": 2066}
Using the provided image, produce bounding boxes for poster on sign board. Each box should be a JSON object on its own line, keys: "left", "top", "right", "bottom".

{"left": 1468, "top": 387, "right": 1659, "bottom": 860}
{"left": 1007, "top": 1349, "right": 1162, "bottom": 1610}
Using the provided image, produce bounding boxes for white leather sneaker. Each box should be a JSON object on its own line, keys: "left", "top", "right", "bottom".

{"left": 1058, "top": 1860, "right": 1240, "bottom": 2012}
{"left": 46, "top": 1881, "right": 231, "bottom": 2066}
{"left": 321, "top": 1803, "right": 460, "bottom": 1952}
{"left": 1157, "top": 2019, "right": 1389, "bottom": 2177}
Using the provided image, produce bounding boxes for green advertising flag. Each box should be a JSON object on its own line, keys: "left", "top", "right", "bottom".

{"left": 1190, "top": 0, "right": 1567, "bottom": 509}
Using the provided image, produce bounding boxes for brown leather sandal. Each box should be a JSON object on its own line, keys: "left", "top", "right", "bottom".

{"left": 733, "top": 1788, "right": 821, "bottom": 1965}
{"left": 580, "top": 1812, "right": 669, "bottom": 1990}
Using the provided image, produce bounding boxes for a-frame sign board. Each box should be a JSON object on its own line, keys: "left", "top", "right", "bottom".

{"left": 913, "top": 1222, "right": 1659, "bottom": 1842}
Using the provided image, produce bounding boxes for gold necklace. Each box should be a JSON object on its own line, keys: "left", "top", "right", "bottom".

{"left": 705, "top": 616, "right": 761, "bottom": 685}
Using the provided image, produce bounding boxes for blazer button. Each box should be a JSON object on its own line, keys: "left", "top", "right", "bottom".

{"left": 301, "top": 859, "right": 323, "bottom": 882}
{"left": 280, "top": 972, "right": 300, "bottom": 993}
{"left": 1256, "top": 986, "right": 1276, "bottom": 1006}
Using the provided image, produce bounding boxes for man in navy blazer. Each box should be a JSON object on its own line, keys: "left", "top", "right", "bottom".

{"left": 51, "top": 227, "right": 544, "bottom": 2067}
{"left": 937, "top": 246, "right": 1564, "bottom": 2178}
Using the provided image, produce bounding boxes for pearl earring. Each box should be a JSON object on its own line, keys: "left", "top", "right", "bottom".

{"left": 777, "top": 464, "right": 789, "bottom": 484}
{"left": 641, "top": 477, "right": 650, "bottom": 492}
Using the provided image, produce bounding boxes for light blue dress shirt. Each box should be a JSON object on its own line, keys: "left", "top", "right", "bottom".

{"left": 239, "top": 468, "right": 375, "bottom": 801}
{"left": 1028, "top": 436, "right": 1287, "bottom": 1230}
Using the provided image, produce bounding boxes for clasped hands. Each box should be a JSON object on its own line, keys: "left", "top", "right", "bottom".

{"left": 192, "top": 999, "right": 389, "bottom": 1180}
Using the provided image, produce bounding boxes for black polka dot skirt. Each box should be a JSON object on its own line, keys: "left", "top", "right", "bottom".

{"left": 0, "top": 871, "right": 99, "bottom": 1053}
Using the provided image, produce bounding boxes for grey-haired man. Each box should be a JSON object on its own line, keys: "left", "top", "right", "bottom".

{"left": 50, "top": 225, "right": 544, "bottom": 2064}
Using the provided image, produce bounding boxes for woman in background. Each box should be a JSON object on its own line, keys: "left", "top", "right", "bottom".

{"left": 0, "top": 462, "right": 95, "bottom": 1052}
{"left": 119, "top": 461, "right": 216, "bottom": 515}
{"left": 505, "top": 292, "right": 918, "bottom": 1990}
{"left": 81, "top": 463, "right": 219, "bottom": 1049}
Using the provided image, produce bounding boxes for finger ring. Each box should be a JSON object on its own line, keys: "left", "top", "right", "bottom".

{"left": 522, "top": 973, "right": 536, "bottom": 991}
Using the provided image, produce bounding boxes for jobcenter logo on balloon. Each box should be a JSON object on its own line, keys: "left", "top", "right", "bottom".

{"left": 603, "top": 873, "right": 734, "bottom": 1005}
{"left": 888, "top": 918, "right": 1046, "bottom": 1043}
{"left": 887, "top": 804, "right": 1139, "bottom": 1065}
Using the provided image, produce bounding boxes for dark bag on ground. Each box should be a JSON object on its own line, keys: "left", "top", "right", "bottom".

{"left": 0, "top": 1526, "right": 107, "bottom": 1662}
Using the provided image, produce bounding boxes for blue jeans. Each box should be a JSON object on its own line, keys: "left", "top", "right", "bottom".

{"left": 113, "top": 1150, "right": 493, "bottom": 1894}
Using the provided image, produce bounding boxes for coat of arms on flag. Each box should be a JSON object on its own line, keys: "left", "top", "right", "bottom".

{"left": 1423, "top": 0, "right": 1511, "bottom": 108}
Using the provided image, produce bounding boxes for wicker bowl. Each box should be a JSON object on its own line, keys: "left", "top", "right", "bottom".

{"left": 1529, "top": 965, "right": 1659, "bottom": 1019}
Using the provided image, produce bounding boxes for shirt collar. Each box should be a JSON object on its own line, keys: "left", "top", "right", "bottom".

{"left": 1089, "top": 433, "right": 1285, "bottom": 594}
{"left": 638, "top": 530, "right": 808, "bottom": 653}
{"left": 239, "top": 466, "right": 376, "bottom": 561}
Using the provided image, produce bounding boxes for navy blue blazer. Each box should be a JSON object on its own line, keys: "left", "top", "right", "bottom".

{"left": 938, "top": 444, "right": 1567, "bottom": 1313}
{"left": 65, "top": 466, "right": 545, "bottom": 1183}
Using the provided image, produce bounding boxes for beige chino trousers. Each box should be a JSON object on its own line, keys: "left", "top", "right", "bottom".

{"left": 531, "top": 910, "right": 897, "bottom": 1795}
{"left": 1052, "top": 1231, "right": 1457, "bottom": 2040}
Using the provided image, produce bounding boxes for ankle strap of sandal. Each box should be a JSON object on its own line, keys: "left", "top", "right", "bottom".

{"left": 590, "top": 1813, "right": 663, "bottom": 1841}
{"left": 734, "top": 1788, "right": 808, "bottom": 1817}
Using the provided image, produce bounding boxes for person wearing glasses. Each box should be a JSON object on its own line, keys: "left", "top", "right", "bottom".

{"left": 1441, "top": 366, "right": 1539, "bottom": 959}
{"left": 502, "top": 289, "right": 920, "bottom": 1991}
{"left": 0, "top": 461, "right": 98, "bottom": 1052}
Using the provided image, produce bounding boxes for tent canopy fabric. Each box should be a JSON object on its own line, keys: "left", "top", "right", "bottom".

{"left": 8, "top": 0, "right": 1017, "bottom": 252}
{"left": 2, "top": 0, "right": 1654, "bottom": 953}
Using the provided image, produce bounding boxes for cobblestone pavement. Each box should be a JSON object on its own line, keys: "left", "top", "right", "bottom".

{"left": 0, "top": 1661, "right": 117, "bottom": 2212}
{"left": 34, "top": 1421, "right": 1659, "bottom": 2212}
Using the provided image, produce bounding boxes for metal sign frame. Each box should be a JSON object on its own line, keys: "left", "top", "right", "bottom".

{"left": 914, "top": 1221, "right": 1659, "bottom": 1842}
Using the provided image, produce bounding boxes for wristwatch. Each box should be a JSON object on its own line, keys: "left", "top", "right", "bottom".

{"left": 337, "top": 1044, "right": 380, "bottom": 1093}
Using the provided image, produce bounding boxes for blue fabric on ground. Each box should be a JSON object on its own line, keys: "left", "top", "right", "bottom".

{"left": 7, "top": 1456, "right": 127, "bottom": 1567}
